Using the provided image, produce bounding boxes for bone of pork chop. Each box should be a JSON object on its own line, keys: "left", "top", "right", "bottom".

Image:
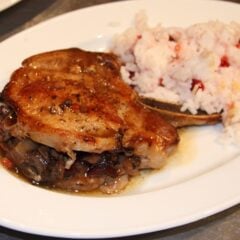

{"left": 2, "top": 48, "right": 179, "bottom": 169}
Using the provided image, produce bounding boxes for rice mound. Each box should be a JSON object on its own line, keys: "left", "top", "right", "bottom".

{"left": 110, "top": 11, "right": 240, "bottom": 142}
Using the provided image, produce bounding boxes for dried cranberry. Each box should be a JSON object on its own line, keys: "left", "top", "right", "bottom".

{"left": 220, "top": 56, "right": 230, "bottom": 67}
{"left": 159, "top": 78, "right": 164, "bottom": 86}
{"left": 191, "top": 79, "right": 205, "bottom": 91}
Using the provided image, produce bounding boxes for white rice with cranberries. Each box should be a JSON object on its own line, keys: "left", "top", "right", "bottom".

{"left": 110, "top": 11, "right": 240, "bottom": 142}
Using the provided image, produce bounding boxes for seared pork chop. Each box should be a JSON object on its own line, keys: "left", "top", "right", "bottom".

{"left": 0, "top": 48, "right": 179, "bottom": 193}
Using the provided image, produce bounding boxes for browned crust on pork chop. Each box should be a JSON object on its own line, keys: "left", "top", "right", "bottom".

{"left": 2, "top": 48, "right": 178, "bottom": 168}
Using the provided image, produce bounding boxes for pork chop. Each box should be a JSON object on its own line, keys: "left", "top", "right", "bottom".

{"left": 0, "top": 48, "right": 179, "bottom": 193}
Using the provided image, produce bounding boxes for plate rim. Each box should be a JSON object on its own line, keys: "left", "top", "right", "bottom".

{"left": 0, "top": 0, "right": 240, "bottom": 238}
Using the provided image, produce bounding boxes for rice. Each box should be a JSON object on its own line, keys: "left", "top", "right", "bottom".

{"left": 110, "top": 11, "right": 240, "bottom": 142}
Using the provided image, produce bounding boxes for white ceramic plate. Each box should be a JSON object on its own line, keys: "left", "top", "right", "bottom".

{"left": 0, "top": 0, "right": 21, "bottom": 12}
{"left": 0, "top": 0, "right": 240, "bottom": 238}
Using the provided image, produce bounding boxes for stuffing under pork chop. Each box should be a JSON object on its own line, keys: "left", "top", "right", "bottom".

{"left": 0, "top": 48, "right": 179, "bottom": 193}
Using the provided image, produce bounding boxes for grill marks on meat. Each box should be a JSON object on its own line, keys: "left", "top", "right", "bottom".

{"left": 0, "top": 48, "right": 179, "bottom": 193}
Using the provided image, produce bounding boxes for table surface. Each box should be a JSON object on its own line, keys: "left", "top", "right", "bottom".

{"left": 0, "top": 0, "right": 240, "bottom": 239}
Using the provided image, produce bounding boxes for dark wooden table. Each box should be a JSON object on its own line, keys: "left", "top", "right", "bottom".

{"left": 0, "top": 0, "right": 240, "bottom": 239}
